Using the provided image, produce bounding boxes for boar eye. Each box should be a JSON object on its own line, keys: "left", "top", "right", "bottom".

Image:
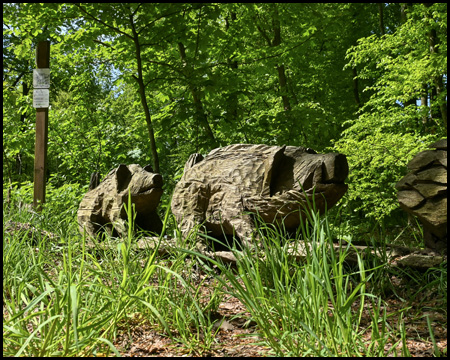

{"left": 143, "top": 164, "right": 153, "bottom": 172}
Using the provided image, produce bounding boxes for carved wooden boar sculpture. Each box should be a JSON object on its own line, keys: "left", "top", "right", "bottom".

{"left": 78, "top": 164, "right": 163, "bottom": 238}
{"left": 171, "top": 144, "right": 348, "bottom": 247}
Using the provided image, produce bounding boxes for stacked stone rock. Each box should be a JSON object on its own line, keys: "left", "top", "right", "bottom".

{"left": 396, "top": 139, "right": 447, "bottom": 253}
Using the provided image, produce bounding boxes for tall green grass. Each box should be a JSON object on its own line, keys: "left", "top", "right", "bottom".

{"left": 3, "top": 191, "right": 223, "bottom": 356}
{"left": 3, "top": 183, "right": 446, "bottom": 356}
{"left": 182, "top": 198, "right": 416, "bottom": 356}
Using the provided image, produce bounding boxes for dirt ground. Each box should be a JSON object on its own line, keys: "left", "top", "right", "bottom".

{"left": 112, "top": 273, "right": 447, "bottom": 357}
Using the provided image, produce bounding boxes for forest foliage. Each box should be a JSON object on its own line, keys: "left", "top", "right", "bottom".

{"left": 3, "top": 3, "right": 447, "bottom": 222}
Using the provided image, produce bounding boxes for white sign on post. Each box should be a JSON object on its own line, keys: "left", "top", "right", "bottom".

{"left": 33, "top": 68, "right": 50, "bottom": 108}
{"left": 33, "top": 89, "right": 49, "bottom": 108}
{"left": 33, "top": 69, "right": 50, "bottom": 88}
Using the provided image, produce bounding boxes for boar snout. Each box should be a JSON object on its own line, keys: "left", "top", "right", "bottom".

{"left": 322, "top": 153, "right": 348, "bottom": 183}
{"left": 151, "top": 173, "right": 163, "bottom": 188}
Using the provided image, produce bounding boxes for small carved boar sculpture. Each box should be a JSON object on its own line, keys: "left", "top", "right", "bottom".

{"left": 171, "top": 144, "right": 348, "bottom": 247}
{"left": 78, "top": 164, "right": 163, "bottom": 238}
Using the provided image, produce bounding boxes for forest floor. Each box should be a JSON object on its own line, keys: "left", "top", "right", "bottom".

{"left": 112, "top": 269, "right": 447, "bottom": 357}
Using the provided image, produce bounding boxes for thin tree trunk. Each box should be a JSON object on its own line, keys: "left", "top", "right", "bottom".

{"left": 421, "top": 84, "right": 429, "bottom": 124}
{"left": 435, "top": 76, "right": 447, "bottom": 128}
{"left": 256, "top": 5, "right": 292, "bottom": 113}
{"left": 277, "top": 64, "right": 291, "bottom": 111}
{"left": 225, "top": 12, "right": 239, "bottom": 124}
{"left": 272, "top": 7, "right": 291, "bottom": 112}
{"left": 400, "top": 4, "right": 408, "bottom": 24}
{"left": 75, "top": 3, "right": 161, "bottom": 171}
{"left": 399, "top": 4, "right": 416, "bottom": 109}
{"left": 377, "top": 3, "right": 385, "bottom": 35}
{"left": 178, "top": 42, "right": 218, "bottom": 148}
{"left": 352, "top": 67, "right": 361, "bottom": 108}
{"left": 428, "top": 32, "right": 447, "bottom": 127}
{"left": 130, "top": 15, "right": 160, "bottom": 172}
{"left": 424, "top": 3, "right": 447, "bottom": 128}
{"left": 16, "top": 81, "right": 29, "bottom": 176}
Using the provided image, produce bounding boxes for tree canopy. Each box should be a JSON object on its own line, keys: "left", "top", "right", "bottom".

{"left": 3, "top": 3, "right": 447, "bottom": 221}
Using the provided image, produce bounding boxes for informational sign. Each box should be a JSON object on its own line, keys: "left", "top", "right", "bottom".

{"left": 33, "top": 68, "right": 50, "bottom": 88}
{"left": 33, "top": 89, "right": 49, "bottom": 108}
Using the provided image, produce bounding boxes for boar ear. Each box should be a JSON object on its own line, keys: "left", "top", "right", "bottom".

{"left": 143, "top": 164, "right": 153, "bottom": 172}
{"left": 261, "top": 145, "right": 286, "bottom": 197}
{"left": 116, "top": 164, "right": 132, "bottom": 192}
{"left": 89, "top": 171, "right": 100, "bottom": 191}
{"left": 184, "top": 153, "right": 204, "bottom": 173}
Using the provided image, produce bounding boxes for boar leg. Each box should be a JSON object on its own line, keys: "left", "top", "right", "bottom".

{"left": 174, "top": 182, "right": 209, "bottom": 239}
{"left": 222, "top": 196, "right": 259, "bottom": 249}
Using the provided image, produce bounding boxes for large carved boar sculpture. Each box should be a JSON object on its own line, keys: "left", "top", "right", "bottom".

{"left": 78, "top": 164, "right": 163, "bottom": 239}
{"left": 171, "top": 144, "right": 348, "bottom": 247}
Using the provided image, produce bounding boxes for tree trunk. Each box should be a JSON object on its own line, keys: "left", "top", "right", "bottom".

{"left": 398, "top": 4, "right": 416, "bottom": 109}
{"left": 74, "top": 4, "right": 161, "bottom": 171}
{"left": 16, "top": 80, "right": 30, "bottom": 176}
{"left": 424, "top": 4, "right": 447, "bottom": 128}
{"left": 226, "top": 61, "right": 239, "bottom": 124}
{"left": 178, "top": 42, "right": 218, "bottom": 149}
{"left": 421, "top": 83, "right": 429, "bottom": 124}
{"left": 277, "top": 64, "right": 291, "bottom": 111}
{"left": 400, "top": 3, "right": 408, "bottom": 24}
{"left": 352, "top": 67, "right": 361, "bottom": 109}
{"left": 130, "top": 18, "right": 160, "bottom": 172}
{"left": 272, "top": 7, "right": 291, "bottom": 112}
{"left": 255, "top": 5, "right": 292, "bottom": 114}
{"left": 377, "top": 3, "right": 385, "bottom": 35}
{"left": 225, "top": 11, "right": 239, "bottom": 124}
{"left": 435, "top": 76, "right": 447, "bottom": 128}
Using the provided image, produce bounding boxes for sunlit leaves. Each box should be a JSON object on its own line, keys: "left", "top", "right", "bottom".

{"left": 335, "top": 4, "right": 446, "bottom": 220}
{"left": 4, "top": 3, "right": 446, "bottom": 217}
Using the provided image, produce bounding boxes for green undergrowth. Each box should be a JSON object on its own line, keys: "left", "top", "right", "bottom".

{"left": 3, "top": 185, "right": 447, "bottom": 356}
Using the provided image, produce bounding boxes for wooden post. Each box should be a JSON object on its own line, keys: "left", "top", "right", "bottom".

{"left": 33, "top": 41, "right": 50, "bottom": 211}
